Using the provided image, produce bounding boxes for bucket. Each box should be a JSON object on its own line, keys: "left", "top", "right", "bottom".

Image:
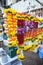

{"left": 39, "top": 48, "right": 43, "bottom": 58}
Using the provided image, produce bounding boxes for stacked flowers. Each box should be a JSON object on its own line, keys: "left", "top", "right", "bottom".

{"left": 4, "top": 8, "right": 18, "bottom": 47}
{"left": 24, "top": 28, "right": 43, "bottom": 41}
{"left": 4, "top": 8, "right": 43, "bottom": 46}
{"left": 17, "top": 20, "right": 25, "bottom": 46}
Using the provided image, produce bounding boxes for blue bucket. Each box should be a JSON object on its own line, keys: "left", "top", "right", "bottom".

{"left": 39, "top": 48, "right": 43, "bottom": 58}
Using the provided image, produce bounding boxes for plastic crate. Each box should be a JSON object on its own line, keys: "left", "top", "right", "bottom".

{"left": 7, "top": 47, "right": 17, "bottom": 58}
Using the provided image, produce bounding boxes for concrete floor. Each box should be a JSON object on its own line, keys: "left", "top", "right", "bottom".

{"left": 22, "top": 51, "right": 43, "bottom": 65}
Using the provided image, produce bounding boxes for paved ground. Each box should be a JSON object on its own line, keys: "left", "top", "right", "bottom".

{"left": 0, "top": 41, "right": 43, "bottom": 65}
{"left": 22, "top": 51, "right": 43, "bottom": 65}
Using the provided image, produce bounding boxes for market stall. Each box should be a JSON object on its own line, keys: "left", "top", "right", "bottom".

{"left": 3, "top": 8, "right": 43, "bottom": 61}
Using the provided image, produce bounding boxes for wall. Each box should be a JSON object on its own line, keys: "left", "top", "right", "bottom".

{"left": 31, "top": 8, "right": 43, "bottom": 17}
